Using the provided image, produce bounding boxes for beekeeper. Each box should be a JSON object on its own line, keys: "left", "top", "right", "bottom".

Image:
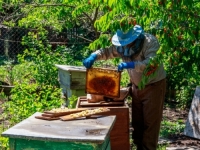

{"left": 83, "top": 25, "right": 166, "bottom": 150}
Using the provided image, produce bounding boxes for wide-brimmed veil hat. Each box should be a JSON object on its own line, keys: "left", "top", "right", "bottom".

{"left": 111, "top": 25, "right": 144, "bottom": 46}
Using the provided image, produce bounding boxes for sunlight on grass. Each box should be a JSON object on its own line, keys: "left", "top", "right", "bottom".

{"left": 160, "top": 118, "right": 185, "bottom": 138}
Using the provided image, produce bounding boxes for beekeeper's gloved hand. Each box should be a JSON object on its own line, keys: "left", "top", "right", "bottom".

{"left": 118, "top": 62, "right": 135, "bottom": 71}
{"left": 83, "top": 53, "right": 97, "bottom": 68}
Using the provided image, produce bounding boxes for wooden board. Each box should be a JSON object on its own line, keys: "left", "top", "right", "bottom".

{"left": 44, "top": 108, "right": 88, "bottom": 116}
{"left": 35, "top": 116, "right": 60, "bottom": 120}
{"left": 184, "top": 86, "right": 200, "bottom": 139}
{"left": 76, "top": 96, "right": 124, "bottom": 108}
{"left": 35, "top": 108, "right": 89, "bottom": 120}
{"left": 60, "top": 108, "right": 110, "bottom": 121}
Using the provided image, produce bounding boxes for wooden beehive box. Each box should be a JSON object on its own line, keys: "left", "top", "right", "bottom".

{"left": 55, "top": 65, "right": 86, "bottom": 99}
{"left": 2, "top": 112, "right": 116, "bottom": 150}
{"left": 76, "top": 96, "right": 130, "bottom": 150}
{"left": 70, "top": 71, "right": 86, "bottom": 90}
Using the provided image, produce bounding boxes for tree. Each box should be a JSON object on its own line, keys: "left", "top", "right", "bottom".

{"left": 0, "top": 0, "right": 199, "bottom": 107}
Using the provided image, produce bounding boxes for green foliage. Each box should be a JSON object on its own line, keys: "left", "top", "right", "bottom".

{"left": 68, "top": 95, "right": 78, "bottom": 109}
{"left": 0, "top": 92, "right": 7, "bottom": 100}
{"left": 20, "top": 30, "right": 83, "bottom": 85}
{"left": 1, "top": 81, "right": 73, "bottom": 149}
{"left": 93, "top": 0, "right": 199, "bottom": 107}
{"left": 0, "top": 134, "right": 9, "bottom": 150}
{"left": 138, "top": 53, "right": 163, "bottom": 89}
{"left": 156, "top": 144, "right": 167, "bottom": 150}
{"left": 0, "top": 1, "right": 199, "bottom": 149}
{"left": 0, "top": 66, "right": 7, "bottom": 84}
{"left": 2, "top": 83, "right": 62, "bottom": 126}
{"left": 0, "top": 81, "right": 62, "bottom": 149}
{"left": 160, "top": 119, "right": 185, "bottom": 138}
{"left": 120, "top": 71, "right": 130, "bottom": 87}
{"left": 0, "top": 60, "right": 15, "bottom": 85}
{"left": 0, "top": 60, "right": 35, "bottom": 86}
{"left": 89, "top": 34, "right": 112, "bottom": 50}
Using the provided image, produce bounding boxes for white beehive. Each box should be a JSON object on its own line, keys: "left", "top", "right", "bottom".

{"left": 55, "top": 64, "right": 86, "bottom": 105}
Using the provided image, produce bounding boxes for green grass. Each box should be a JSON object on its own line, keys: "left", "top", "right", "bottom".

{"left": 160, "top": 118, "right": 185, "bottom": 138}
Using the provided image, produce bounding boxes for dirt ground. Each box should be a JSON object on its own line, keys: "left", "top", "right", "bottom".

{"left": 162, "top": 106, "right": 200, "bottom": 148}
{"left": 1, "top": 99, "right": 200, "bottom": 149}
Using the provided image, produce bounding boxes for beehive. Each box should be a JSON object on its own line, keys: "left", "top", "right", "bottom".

{"left": 55, "top": 65, "right": 86, "bottom": 104}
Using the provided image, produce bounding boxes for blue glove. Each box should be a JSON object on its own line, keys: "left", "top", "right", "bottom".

{"left": 83, "top": 53, "right": 97, "bottom": 68}
{"left": 118, "top": 62, "right": 135, "bottom": 71}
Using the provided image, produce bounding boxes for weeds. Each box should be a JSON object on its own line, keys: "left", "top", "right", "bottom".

{"left": 160, "top": 118, "right": 185, "bottom": 138}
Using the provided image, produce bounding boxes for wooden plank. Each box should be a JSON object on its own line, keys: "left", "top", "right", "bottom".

{"left": 35, "top": 116, "right": 60, "bottom": 120}
{"left": 44, "top": 108, "right": 88, "bottom": 115}
{"left": 55, "top": 65, "right": 86, "bottom": 72}
{"left": 184, "top": 86, "right": 200, "bottom": 139}
{"left": 76, "top": 96, "right": 124, "bottom": 107}
{"left": 60, "top": 108, "right": 110, "bottom": 121}
{"left": 34, "top": 108, "right": 89, "bottom": 120}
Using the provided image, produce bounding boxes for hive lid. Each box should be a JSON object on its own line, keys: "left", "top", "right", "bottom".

{"left": 86, "top": 67, "right": 121, "bottom": 98}
{"left": 55, "top": 65, "right": 86, "bottom": 72}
